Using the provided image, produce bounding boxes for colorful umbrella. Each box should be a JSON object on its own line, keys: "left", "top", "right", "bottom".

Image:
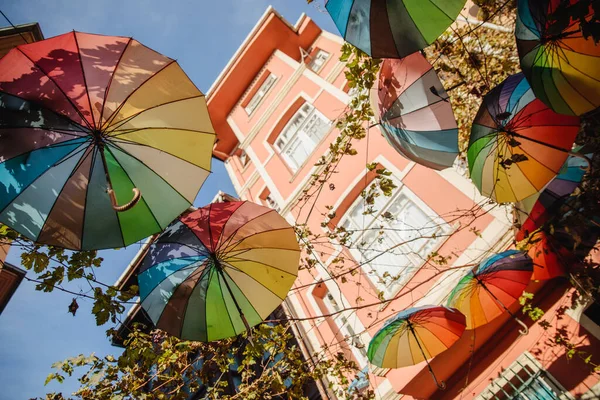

{"left": 447, "top": 250, "right": 533, "bottom": 334}
{"left": 524, "top": 230, "right": 572, "bottom": 281}
{"left": 514, "top": 148, "right": 591, "bottom": 241}
{"left": 325, "top": 0, "right": 466, "bottom": 59}
{"left": 0, "top": 31, "right": 214, "bottom": 250}
{"left": 138, "top": 201, "right": 300, "bottom": 342}
{"left": 373, "top": 53, "right": 459, "bottom": 170}
{"left": 367, "top": 305, "right": 466, "bottom": 389}
{"left": 516, "top": 0, "right": 600, "bottom": 116}
{"left": 467, "top": 73, "right": 580, "bottom": 204}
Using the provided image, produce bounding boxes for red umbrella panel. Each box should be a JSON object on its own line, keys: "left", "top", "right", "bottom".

{"left": 514, "top": 147, "right": 592, "bottom": 241}
{"left": 447, "top": 250, "right": 533, "bottom": 334}
{"left": 524, "top": 230, "right": 572, "bottom": 281}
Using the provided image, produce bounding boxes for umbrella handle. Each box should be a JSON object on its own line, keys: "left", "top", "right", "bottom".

{"left": 514, "top": 316, "right": 529, "bottom": 336}
{"left": 108, "top": 188, "right": 141, "bottom": 212}
{"left": 568, "top": 151, "right": 591, "bottom": 172}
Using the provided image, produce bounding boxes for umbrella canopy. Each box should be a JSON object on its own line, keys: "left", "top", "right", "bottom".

{"left": 373, "top": 53, "right": 459, "bottom": 170}
{"left": 516, "top": 0, "right": 600, "bottom": 116}
{"left": 325, "top": 0, "right": 466, "bottom": 59}
{"left": 447, "top": 250, "right": 533, "bottom": 332}
{"left": 514, "top": 148, "right": 591, "bottom": 241}
{"left": 467, "top": 73, "right": 580, "bottom": 203}
{"left": 0, "top": 31, "right": 214, "bottom": 250}
{"left": 525, "top": 230, "right": 571, "bottom": 281}
{"left": 138, "top": 201, "right": 300, "bottom": 342}
{"left": 367, "top": 305, "right": 465, "bottom": 389}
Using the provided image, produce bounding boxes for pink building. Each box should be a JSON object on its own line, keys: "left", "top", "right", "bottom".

{"left": 208, "top": 7, "right": 600, "bottom": 399}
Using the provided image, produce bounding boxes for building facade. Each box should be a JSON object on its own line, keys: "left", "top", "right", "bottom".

{"left": 0, "top": 22, "right": 44, "bottom": 315}
{"left": 208, "top": 7, "right": 600, "bottom": 400}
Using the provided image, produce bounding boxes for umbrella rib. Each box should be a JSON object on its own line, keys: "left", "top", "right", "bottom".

{"left": 417, "top": 318, "right": 463, "bottom": 339}
{"left": 221, "top": 255, "right": 298, "bottom": 278}
{"left": 554, "top": 48, "right": 600, "bottom": 107}
{"left": 107, "top": 136, "right": 212, "bottom": 174}
{"left": 226, "top": 249, "right": 298, "bottom": 276}
{"left": 381, "top": 72, "right": 442, "bottom": 121}
{"left": 0, "top": 142, "right": 90, "bottom": 229}
{"left": 216, "top": 264, "right": 251, "bottom": 335}
{"left": 160, "top": 264, "right": 209, "bottom": 338}
{"left": 221, "top": 260, "right": 292, "bottom": 300}
{"left": 211, "top": 203, "right": 246, "bottom": 253}
{"left": 507, "top": 135, "right": 564, "bottom": 178}
{"left": 34, "top": 146, "right": 92, "bottom": 243}
{"left": 101, "top": 59, "right": 177, "bottom": 130}
{"left": 78, "top": 147, "right": 102, "bottom": 250}
{"left": 72, "top": 32, "right": 97, "bottom": 129}
{"left": 99, "top": 37, "right": 132, "bottom": 128}
{"left": 104, "top": 141, "right": 196, "bottom": 207}
{"left": 104, "top": 94, "right": 205, "bottom": 134}
{"left": 493, "top": 136, "right": 522, "bottom": 202}
{"left": 109, "top": 126, "right": 215, "bottom": 138}
{"left": 214, "top": 209, "right": 276, "bottom": 254}
{"left": 0, "top": 90, "right": 91, "bottom": 134}
{"left": 220, "top": 266, "right": 263, "bottom": 323}
{"left": 220, "top": 227, "right": 296, "bottom": 253}
{"left": 15, "top": 47, "right": 94, "bottom": 131}
{"left": 0, "top": 125, "right": 88, "bottom": 139}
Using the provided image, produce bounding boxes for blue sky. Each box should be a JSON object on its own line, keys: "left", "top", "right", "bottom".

{"left": 0, "top": 1, "right": 339, "bottom": 398}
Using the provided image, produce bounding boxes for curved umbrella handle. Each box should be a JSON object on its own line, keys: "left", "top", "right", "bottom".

{"left": 108, "top": 188, "right": 141, "bottom": 212}
{"left": 568, "top": 151, "right": 592, "bottom": 172}
{"left": 515, "top": 316, "right": 529, "bottom": 336}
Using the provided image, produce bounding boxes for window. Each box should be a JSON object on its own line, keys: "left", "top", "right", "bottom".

{"left": 244, "top": 73, "right": 277, "bottom": 115}
{"left": 322, "top": 292, "right": 368, "bottom": 366}
{"left": 477, "top": 352, "right": 571, "bottom": 400}
{"left": 340, "top": 187, "right": 447, "bottom": 297}
{"left": 308, "top": 49, "right": 330, "bottom": 73}
{"left": 259, "top": 188, "right": 281, "bottom": 213}
{"left": 274, "top": 103, "right": 331, "bottom": 172}
{"left": 264, "top": 195, "right": 280, "bottom": 213}
{"left": 238, "top": 150, "right": 249, "bottom": 168}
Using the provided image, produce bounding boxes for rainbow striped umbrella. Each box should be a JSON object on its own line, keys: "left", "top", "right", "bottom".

{"left": 525, "top": 230, "right": 572, "bottom": 281}
{"left": 467, "top": 73, "right": 580, "bottom": 203}
{"left": 447, "top": 250, "right": 533, "bottom": 334}
{"left": 138, "top": 201, "right": 300, "bottom": 342}
{"left": 368, "top": 305, "right": 466, "bottom": 389}
{"left": 515, "top": 147, "right": 591, "bottom": 241}
{"left": 373, "top": 53, "right": 459, "bottom": 170}
{"left": 0, "top": 32, "right": 214, "bottom": 250}
{"left": 325, "top": 0, "right": 466, "bottom": 58}
{"left": 516, "top": 0, "right": 600, "bottom": 116}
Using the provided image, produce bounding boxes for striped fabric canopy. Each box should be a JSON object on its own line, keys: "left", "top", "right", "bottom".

{"left": 374, "top": 53, "right": 459, "bottom": 170}
{"left": 0, "top": 32, "right": 214, "bottom": 250}
{"left": 468, "top": 73, "right": 580, "bottom": 203}
{"left": 516, "top": 0, "right": 600, "bottom": 116}
{"left": 138, "top": 201, "right": 300, "bottom": 342}
{"left": 326, "top": 0, "right": 466, "bottom": 58}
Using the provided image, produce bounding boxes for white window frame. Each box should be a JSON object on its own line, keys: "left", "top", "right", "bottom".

{"left": 476, "top": 352, "right": 573, "bottom": 400}
{"left": 273, "top": 102, "right": 331, "bottom": 172}
{"left": 322, "top": 291, "right": 369, "bottom": 367}
{"left": 308, "top": 49, "right": 330, "bottom": 73}
{"left": 238, "top": 150, "right": 249, "bottom": 168}
{"left": 263, "top": 194, "right": 280, "bottom": 213}
{"left": 339, "top": 182, "right": 450, "bottom": 299}
{"left": 244, "top": 73, "right": 277, "bottom": 115}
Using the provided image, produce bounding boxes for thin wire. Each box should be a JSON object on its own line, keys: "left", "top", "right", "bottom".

{"left": 0, "top": 9, "right": 29, "bottom": 44}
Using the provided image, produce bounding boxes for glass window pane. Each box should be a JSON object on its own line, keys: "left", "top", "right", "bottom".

{"left": 245, "top": 74, "right": 277, "bottom": 115}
